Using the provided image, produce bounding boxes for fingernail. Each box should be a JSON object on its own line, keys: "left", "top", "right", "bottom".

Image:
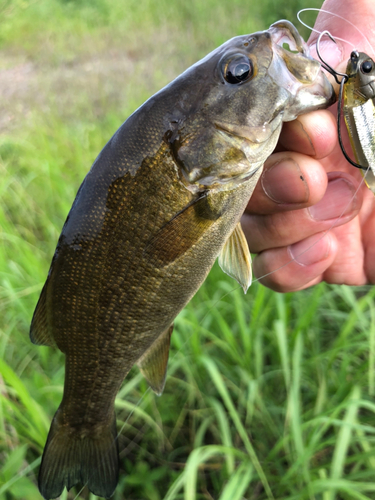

{"left": 262, "top": 158, "right": 309, "bottom": 204}
{"left": 289, "top": 233, "right": 331, "bottom": 266}
{"left": 309, "top": 39, "right": 343, "bottom": 68}
{"left": 308, "top": 177, "right": 356, "bottom": 221}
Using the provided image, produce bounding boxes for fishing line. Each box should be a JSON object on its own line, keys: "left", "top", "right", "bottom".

{"left": 297, "top": 8, "right": 375, "bottom": 57}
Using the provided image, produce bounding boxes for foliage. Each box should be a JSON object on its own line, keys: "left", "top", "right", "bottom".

{"left": 3, "top": 1, "right": 375, "bottom": 500}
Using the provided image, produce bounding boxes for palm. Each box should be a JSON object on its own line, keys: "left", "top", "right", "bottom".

{"left": 242, "top": 107, "right": 375, "bottom": 290}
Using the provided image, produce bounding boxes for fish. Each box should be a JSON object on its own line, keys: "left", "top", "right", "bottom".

{"left": 30, "top": 20, "right": 334, "bottom": 500}
{"left": 342, "top": 50, "right": 375, "bottom": 193}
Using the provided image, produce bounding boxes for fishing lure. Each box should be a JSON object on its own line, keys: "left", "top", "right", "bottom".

{"left": 316, "top": 30, "right": 375, "bottom": 194}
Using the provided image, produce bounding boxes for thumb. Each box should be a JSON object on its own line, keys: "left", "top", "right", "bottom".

{"left": 308, "top": 37, "right": 343, "bottom": 73}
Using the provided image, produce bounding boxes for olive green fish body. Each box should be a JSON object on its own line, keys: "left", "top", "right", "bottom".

{"left": 31, "top": 21, "right": 334, "bottom": 499}
{"left": 42, "top": 144, "right": 259, "bottom": 422}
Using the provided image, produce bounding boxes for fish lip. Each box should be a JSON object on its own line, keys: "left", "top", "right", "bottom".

{"left": 268, "top": 19, "right": 309, "bottom": 56}
{"left": 266, "top": 20, "right": 335, "bottom": 114}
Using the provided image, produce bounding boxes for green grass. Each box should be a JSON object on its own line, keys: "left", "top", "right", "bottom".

{"left": 2, "top": 0, "right": 375, "bottom": 499}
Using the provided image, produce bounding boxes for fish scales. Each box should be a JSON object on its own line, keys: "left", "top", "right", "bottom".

{"left": 53, "top": 144, "right": 256, "bottom": 418}
{"left": 31, "top": 20, "right": 335, "bottom": 499}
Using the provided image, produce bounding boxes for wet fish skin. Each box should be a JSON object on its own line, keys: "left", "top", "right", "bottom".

{"left": 31, "top": 20, "right": 334, "bottom": 499}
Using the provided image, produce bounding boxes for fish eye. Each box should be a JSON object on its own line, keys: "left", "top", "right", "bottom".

{"left": 222, "top": 54, "right": 253, "bottom": 84}
{"left": 361, "top": 60, "right": 373, "bottom": 74}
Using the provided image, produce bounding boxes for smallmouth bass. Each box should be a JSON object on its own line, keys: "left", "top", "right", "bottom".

{"left": 30, "top": 20, "right": 334, "bottom": 499}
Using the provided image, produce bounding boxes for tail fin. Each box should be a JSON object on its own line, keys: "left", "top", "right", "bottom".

{"left": 38, "top": 409, "right": 119, "bottom": 499}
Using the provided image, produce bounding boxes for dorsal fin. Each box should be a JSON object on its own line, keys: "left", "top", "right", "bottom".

{"left": 30, "top": 282, "right": 56, "bottom": 347}
{"left": 218, "top": 221, "right": 252, "bottom": 293}
{"left": 136, "top": 324, "right": 173, "bottom": 396}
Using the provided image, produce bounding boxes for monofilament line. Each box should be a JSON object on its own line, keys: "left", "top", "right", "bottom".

{"left": 297, "top": 8, "right": 375, "bottom": 57}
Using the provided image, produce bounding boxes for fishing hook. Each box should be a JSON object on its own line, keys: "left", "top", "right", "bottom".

{"left": 316, "top": 31, "right": 367, "bottom": 171}
{"left": 316, "top": 30, "right": 348, "bottom": 84}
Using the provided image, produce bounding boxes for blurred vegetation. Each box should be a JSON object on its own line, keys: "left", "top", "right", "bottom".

{"left": 2, "top": 0, "right": 375, "bottom": 499}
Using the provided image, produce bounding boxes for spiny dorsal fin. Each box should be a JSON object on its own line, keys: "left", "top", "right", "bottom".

{"left": 218, "top": 221, "right": 252, "bottom": 293}
{"left": 136, "top": 324, "right": 173, "bottom": 396}
{"left": 30, "top": 282, "right": 56, "bottom": 347}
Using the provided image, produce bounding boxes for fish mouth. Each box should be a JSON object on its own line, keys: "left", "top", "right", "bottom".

{"left": 267, "top": 20, "right": 335, "bottom": 120}
{"left": 268, "top": 19, "right": 321, "bottom": 85}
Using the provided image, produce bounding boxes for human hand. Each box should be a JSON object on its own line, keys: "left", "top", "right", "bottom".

{"left": 242, "top": 0, "right": 375, "bottom": 291}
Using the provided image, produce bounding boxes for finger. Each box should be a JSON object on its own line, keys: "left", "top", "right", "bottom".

{"left": 307, "top": 0, "right": 375, "bottom": 88}
{"left": 243, "top": 171, "right": 361, "bottom": 253}
{"left": 246, "top": 152, "right": 328, "bottom": 215}
{"left": 278, "top": 109, "right": 337, "bottom": 159}
{"left": 322, "top": 218, "right": 367, "bottom": 285}
{"left": 363, "top": 206, "right": 375, "bottom": 284}
{"left": 311, "top": 0, "right": 375, "bottom": 61}
{"left": 252, "top": 231, "right": 338, "bottom": 292}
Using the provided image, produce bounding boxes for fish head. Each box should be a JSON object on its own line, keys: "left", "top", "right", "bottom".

{"left": 345, "top": 51, "right": 375, "bottom": 102}
{"left": 167, "top": 20, "right": 335, "bottom": 190}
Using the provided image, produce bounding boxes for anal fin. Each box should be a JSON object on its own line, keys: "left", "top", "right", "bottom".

{"left": 30, "top": 282, "right": 56, "bottom": 347}
{"left": 218, "top": 221, "right": 252, "bottom": 293}
{"left": 136, "top": 324, "right": 173, "bottom": 396}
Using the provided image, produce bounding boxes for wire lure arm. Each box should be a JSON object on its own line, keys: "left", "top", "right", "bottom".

{"left": 316, "top": 31, "right": 367, "bottom": 171}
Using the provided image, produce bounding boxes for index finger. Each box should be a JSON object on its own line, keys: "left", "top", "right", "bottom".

{"left": 246, "top": 108, "right": 337, "bottom": 215}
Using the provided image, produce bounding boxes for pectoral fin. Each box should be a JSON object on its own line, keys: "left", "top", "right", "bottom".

{"left": 218, "top": 222, "right": 252, "bottom": 293}
{"left": 136, "top": 324, "right": 173, "bottom": 396}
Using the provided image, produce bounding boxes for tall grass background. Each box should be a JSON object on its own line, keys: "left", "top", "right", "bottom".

{"left": 1, "top": 0, "right": 375, "bottom": 499}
